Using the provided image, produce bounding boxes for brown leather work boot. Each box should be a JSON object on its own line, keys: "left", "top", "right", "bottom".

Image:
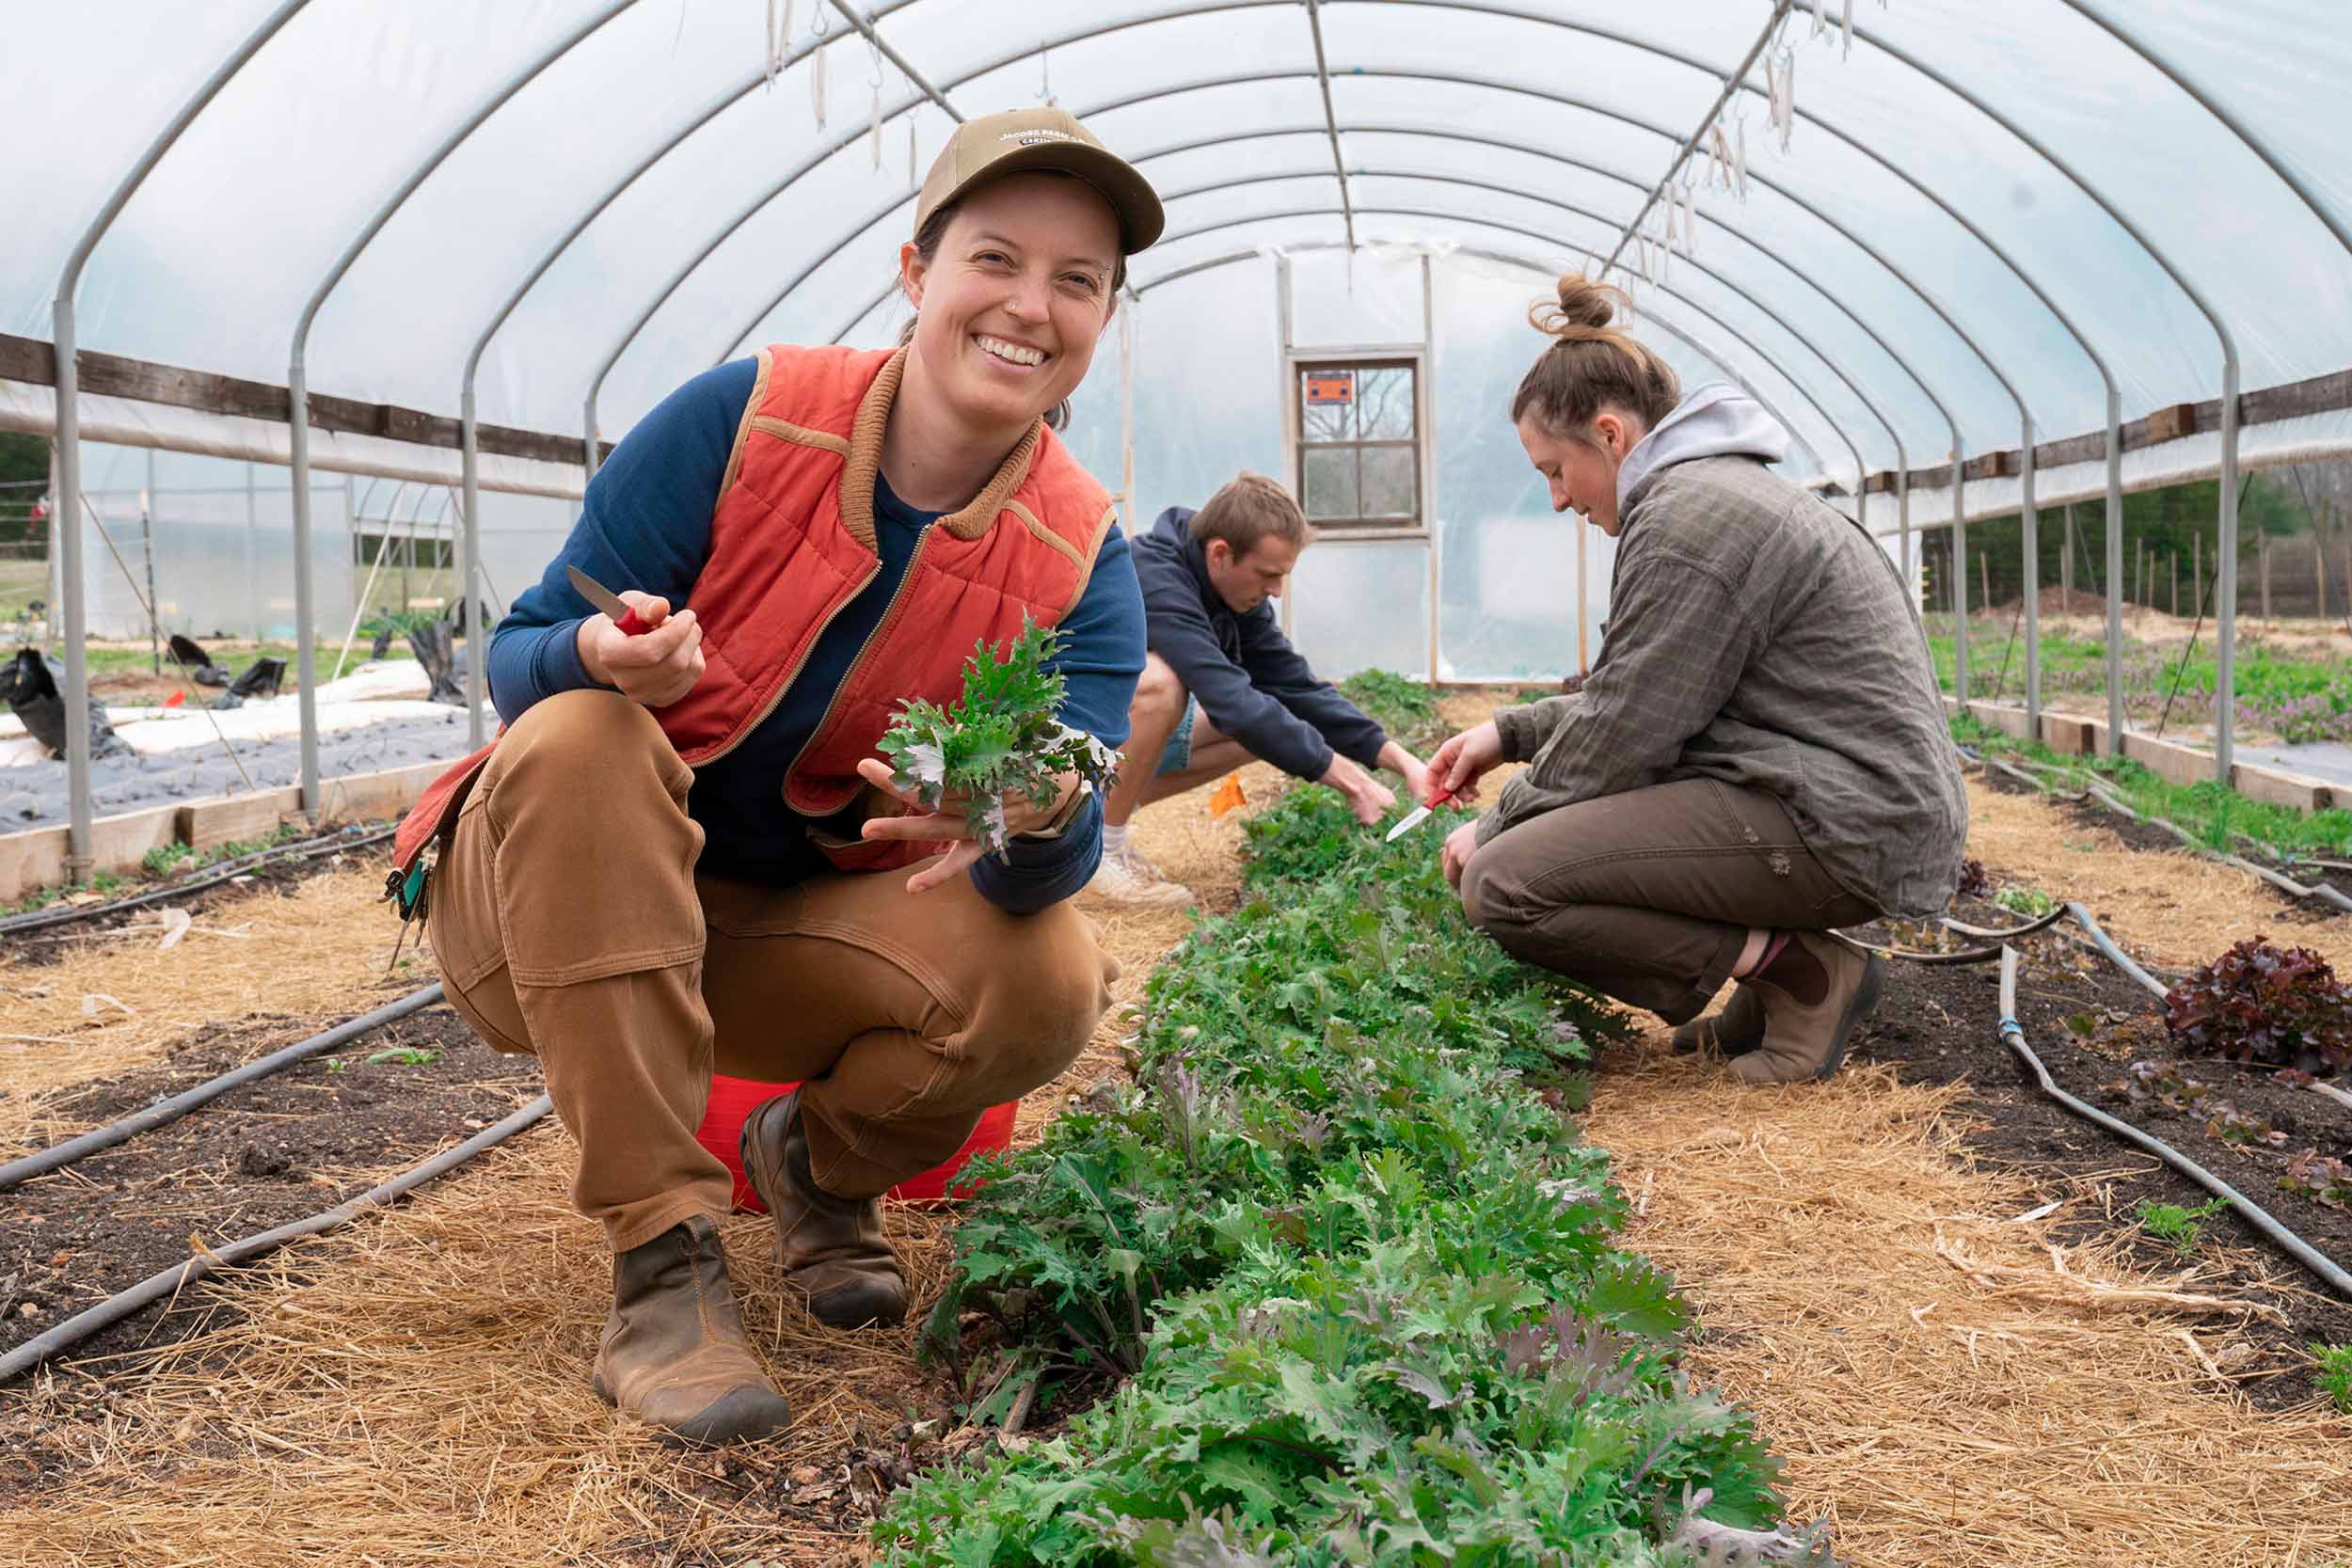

{"left": 1731, "top": 933, "right": 1885, "bottom": 1085}
{"left": 739, "top": 1089, "right": 907, "bottom": 1330}
{"left": 1670, "top": 983, "right": 1766, "bottom": 1057}
{"left": 590, "top": 1215, "right": 792, "bottom": 1446}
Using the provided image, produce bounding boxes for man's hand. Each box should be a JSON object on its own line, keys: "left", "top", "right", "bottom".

{"left": 1427, "top": 721, "right": 1505, "bottom": 803}
{"left": 1441, "top": 819, "right": 1481, "bottom": 891}
{"left": 854, "top": 756, "right": 1082, "bottom": 894}
{"left": 1377, "top": 740, "right": 1433, "bottom": 807}
{"left": 576, "top": 592, "right": 705, "bottom": 708}
{"left": 1320, "top": 752, "right": 1396, "bottom": 827}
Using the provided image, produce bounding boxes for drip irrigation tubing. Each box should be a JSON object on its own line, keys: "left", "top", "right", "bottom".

{"left": 0, "top": 984, "right": 446, "bottom": 1193}
{"left": 0, "top": 1091, "right": 553, "bottom": 1385}
{"left": 1957, "top": 745, "right": 2352, "bottom": 916}
{"left": 1996, "top": 946, "right": 2352, "bottom": 1301}
{"left": 0, "top": 824, "right": 400, "bottom": 940}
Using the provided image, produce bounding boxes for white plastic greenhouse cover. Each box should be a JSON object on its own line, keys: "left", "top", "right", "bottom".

{"left": 7, "top": 0, "right": 2352, "bottom": 852}
{"left": 8, "top": 0, "right": 2350, "bottom": 482}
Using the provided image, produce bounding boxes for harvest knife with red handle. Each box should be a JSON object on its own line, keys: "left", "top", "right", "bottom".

{"left": 566, "top": 564, "right": 654, "bottom": 637}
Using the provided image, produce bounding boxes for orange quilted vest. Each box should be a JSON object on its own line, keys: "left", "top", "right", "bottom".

{"left": 392, "top": 344, "right": 1119, "bottom": 877}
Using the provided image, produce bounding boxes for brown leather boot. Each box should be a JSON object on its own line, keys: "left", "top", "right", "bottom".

{"left": 739, "top": 1089, "right": 906, "bottom": 1330}
{"left": 1731, "top": 933, "right": 1885, "bottom": 1085}
{"left": 1670, "top": 983, "right": 1766, "bottom": 1057}
{"left": 590, "top": 1215, "right": 792, "bottom": 1446}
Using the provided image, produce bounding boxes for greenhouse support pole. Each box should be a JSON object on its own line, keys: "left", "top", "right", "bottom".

{"left": 1422, "top": 253, "right": 1439, "bottom": 683}
{"left": 1952, "top": 438, "right": 1968, "bottom": 707}
{"left": 2104, "top": 388, "right": 2123, "bottom": 757}
{"left": 1274, "top": 252, "right": 1297, "bottom": 643}
{"left": 459, "top": 386, "right": 485, "bottom": 748}
{"left": 288, "top": 361, "right": 321, "bottom": 816}
{"left": 1119, "top": 305, "right": 1136, "bottom": 534}
{"left": 2021, "top": 415, "right": 2039, "bottom": 738}
{"left": 245, "top": 461, "right": 261, "bottom": 643}
{"left": 1898, "top": 467, "right": 1913, "bottom": 610}
{"left": 50, "top": 297, "right": 93, "bottom": 873}
{"left": 2217, "top": 361, "right": 2239, "bottom": 782}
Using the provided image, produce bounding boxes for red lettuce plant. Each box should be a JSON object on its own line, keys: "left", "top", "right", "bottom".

{"left": 2163, "top": 937, "right": 2352, "bottom": 1074}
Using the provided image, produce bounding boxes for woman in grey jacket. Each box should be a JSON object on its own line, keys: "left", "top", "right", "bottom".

{"left": 1430, "top": 275, "right": 1966, "bottom": 1085}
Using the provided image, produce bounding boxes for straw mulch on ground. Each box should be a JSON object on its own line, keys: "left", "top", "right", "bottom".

{"left": 0, "top": 760, "right": 1278, "bottom": 1568}
{"left": 1586, "top": 1050, "right": 2352, "bottom": 1568}
{"left": 1, "top": 866, "right": 425, "bottom": 1157}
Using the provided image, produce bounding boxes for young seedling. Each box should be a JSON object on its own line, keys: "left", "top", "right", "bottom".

{"left": 2134, "top": 1196, "right": 2228, "bottom": 1256}
{"left": 877, "top": 621, "right": 1116, "bottom": 856}
{"left": 1993, "top": 885, "right": 2056, "bottom": 918}
{"left": 364, "top": 1047, "right": 439, "bottom": 1067}
{"left": 2311, "top": 1342, "right": 2352, "bottom": 1413}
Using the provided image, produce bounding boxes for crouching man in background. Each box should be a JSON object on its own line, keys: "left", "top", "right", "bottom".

{"left": 1088, "top": 472, "right": 1430, "bottom": 907}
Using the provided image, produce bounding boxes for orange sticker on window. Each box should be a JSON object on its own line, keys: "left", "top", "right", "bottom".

{"left": 1209, "top": 771, "right": 1248, "bottom": 818}
{"left": 1303, "top": 372, "right": 1354, "bottom": 405}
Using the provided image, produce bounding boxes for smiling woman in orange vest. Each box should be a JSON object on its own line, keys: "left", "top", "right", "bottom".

{"left": 389, "top": 109, "right": 1160, "bottom": 1448}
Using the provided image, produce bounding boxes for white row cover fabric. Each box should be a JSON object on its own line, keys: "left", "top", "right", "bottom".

{"left": 8, "top": 0, "right": 2349, "bottom": 481}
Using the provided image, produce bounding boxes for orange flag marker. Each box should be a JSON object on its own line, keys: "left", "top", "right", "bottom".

{"left": 1208, "top": 771, "right": 1248, "bottom": 818}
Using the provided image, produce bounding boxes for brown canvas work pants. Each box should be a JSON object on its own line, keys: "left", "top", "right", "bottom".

{"left": 1461, "top": 778, "right": 1880, "bottom": 1026}
{"left": 425, "top": 690, "right": 1119, "bottom": 1253}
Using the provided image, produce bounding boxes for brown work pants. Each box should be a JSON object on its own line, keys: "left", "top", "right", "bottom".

{"left": 1460, "top": 778, "right": 1880, "bottom": 1026}
{"left": 425, "top": 690, "right": 1119, "bottom": 1253}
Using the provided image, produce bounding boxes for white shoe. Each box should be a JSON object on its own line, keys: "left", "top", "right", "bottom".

{"left": 1087, "top": 847, "right": 1195, "bottom": 908}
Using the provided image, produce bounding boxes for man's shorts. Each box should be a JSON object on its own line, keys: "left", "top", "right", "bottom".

{"left": 1154, "top": 696, "right": 1199, "bottom": 776}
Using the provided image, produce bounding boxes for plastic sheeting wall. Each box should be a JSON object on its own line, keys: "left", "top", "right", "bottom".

{"left": 63, "top": 441, "right": 579, "bottom": 641}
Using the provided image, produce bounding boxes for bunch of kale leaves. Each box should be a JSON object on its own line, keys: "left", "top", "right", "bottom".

{"left": 877, "top": 621, "right": 1117, "bottom": 855}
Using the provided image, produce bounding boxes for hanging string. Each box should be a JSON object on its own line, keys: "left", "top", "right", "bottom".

{"left": 1767, "top": 42, "right": 1796, "bottom": 153}
{"left": 808, "top": 6, "right": 828, "bottom": 131}
{"left": 907, "top": 118, "right": 918, "bottom": 188}
{"left": 1732, "top": 94, "right": 1750, "bottom": 198}
{"left": 1038, "top": 42, "right": 1055, "bottom": 107}
{"left": 1842, "top": 0, "right": 1856, "bottom": 57}
{"left": 867, "top": 36, "right": 885, "bottom": 170}
{"left": 764, "top": 0, "right": 792, "bottom": 91}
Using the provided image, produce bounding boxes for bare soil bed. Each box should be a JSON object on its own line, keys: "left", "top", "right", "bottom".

{"left": 0, "top": 1006, "right": 536, "bottom": 1379}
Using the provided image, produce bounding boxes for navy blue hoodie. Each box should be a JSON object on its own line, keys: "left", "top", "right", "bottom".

{"left": 1132, "top": 507, "right": 1389, "bottom": 782}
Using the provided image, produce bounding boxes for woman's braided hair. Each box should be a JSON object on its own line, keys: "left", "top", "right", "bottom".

{"left": 1510, "top": 273, "right": 1678, "bottom": 442}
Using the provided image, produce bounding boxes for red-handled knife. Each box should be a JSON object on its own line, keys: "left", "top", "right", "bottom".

{"left": 1384, "top": 784, "right": 1460, "bottom": 843}
{"left": 566, "top": 565, "right": 654, "bottom": 637}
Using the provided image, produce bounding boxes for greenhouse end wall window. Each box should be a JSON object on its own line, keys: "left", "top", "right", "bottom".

{"left": 1297, "top": 360, "right": 1421, "bottom": 530}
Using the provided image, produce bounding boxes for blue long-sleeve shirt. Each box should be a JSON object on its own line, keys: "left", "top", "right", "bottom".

{"left": 488, "top": 358, "right": 1144, "bottom": 913}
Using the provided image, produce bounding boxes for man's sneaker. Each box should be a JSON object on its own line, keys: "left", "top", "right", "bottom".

{"left": 1087, "top": 847, "right": 1195, "bottom": 908}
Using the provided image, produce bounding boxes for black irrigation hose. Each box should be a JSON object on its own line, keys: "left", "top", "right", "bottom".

{"left": 0, "top": 1091, "right": 553, "bottom": 1385}
{"left": 0, "top": 984, "right": 446, "bottom": 1193}
{"left": 0, "top": 824, "right": 400, "bottom": 940}
{"left": 1996, "top": 946, "right": 2352, "bottom": 1301}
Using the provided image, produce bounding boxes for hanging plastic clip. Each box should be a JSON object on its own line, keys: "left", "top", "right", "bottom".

{"left": 809, "top": 6, "right": 830, "bottom": 129}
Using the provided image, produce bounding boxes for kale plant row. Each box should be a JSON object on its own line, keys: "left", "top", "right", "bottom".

{"left": 876, "top": 777, "right": 1825, "bottom": 1566}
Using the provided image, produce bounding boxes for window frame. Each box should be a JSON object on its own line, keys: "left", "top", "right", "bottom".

{"left": 1289, "top": 351, "right": 1429, "bottom": 537}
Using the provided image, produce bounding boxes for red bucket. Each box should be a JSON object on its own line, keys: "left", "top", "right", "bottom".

{"left": 693, "top": 1074, "right": 1020, "bottom": 1211}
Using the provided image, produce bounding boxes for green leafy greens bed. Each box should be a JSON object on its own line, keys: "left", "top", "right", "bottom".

{"left": 874, "top": 721, "right": 1825, "bottom": 1566}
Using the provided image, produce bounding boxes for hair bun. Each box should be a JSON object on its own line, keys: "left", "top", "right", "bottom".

{"left": 1529, "top": 274, "right": 1628, "bottom": 341}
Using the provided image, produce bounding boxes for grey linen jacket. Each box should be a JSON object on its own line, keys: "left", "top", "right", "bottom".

{"left": 1478, "top": 452, "right": 1968, "bottom": 919}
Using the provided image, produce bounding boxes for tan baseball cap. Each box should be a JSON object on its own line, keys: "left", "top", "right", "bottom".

{"left": 914, "top": 106, "right": 1165, "bottom": 254}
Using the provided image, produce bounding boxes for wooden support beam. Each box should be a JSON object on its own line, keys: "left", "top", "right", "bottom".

{"left": 2, "top": 333, "right": 614, "bottom": 469}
